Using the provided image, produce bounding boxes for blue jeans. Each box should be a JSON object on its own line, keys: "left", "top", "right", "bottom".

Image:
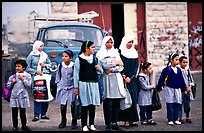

{"left": 166, "top": 103, "right": 181, "bottom": 122}
{"left": 34, "top": 101, "right": 49, "bottom": 117}
{"left": 139, "top": 105, "right": 152, "bottom": 122}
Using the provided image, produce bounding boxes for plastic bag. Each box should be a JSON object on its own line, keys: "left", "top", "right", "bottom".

{"left": 72, "top": 95, "right": 81, "bottom": 119}
{"left": 120, "top": 84, "right": 132, "bottom": 110}
{"left": 33, "top": 74, "right": 54, "bottom": 102}
{"left": 191, "top": 85, "right": 197, "bottom": 99}
{"left": 151, "top": 89, "right": 162, "bottom": 111}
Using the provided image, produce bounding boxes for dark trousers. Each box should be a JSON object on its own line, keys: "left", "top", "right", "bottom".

{"left": 34, "top": 101, "right": 49, "bottom": 117}
{"left": 81, "top": 105, "right": 95, "bottom": 127}
{"left": 60, "top": 104, "right": 77, "bottom": 123}
{"left": 12, "top": 107, "right": 27, "bottom": 128}
{"left": 103, "top": 98, "right": 121, "bottom": 126}
{"left": 139, "top": 105, "right": 152, "bottom": 122}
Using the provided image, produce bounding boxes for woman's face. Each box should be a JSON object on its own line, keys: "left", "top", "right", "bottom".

{"left": 38, "top": 44, "right": 44, "bottom": 52}
{"left": 105, "top": 39, "right": 113, "bottom": 49}
{"left": 126, "top": 40, "right": 133, "bottom": 49}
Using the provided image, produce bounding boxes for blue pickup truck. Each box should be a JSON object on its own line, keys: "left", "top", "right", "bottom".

{"left": 35, "top": 22, "right": 105, "bottom": 96}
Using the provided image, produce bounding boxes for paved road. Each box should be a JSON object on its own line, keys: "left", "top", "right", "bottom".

{"left": 2, "top": 72, "right": 202, "bottom": 131}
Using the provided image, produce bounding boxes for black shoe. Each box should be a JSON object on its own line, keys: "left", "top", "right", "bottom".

{"left": 22, "top": 125, "right": 31, "bottom": 131}
{"left": 147, "top": 120, "right": 157, "bottom": 125}
{"left": 41, "top": 115, "right": 49, "bottom": 120}
{"left": 141, "top": 121, "right": 147, "bottom": 125}
{"left": 105, "top": 125, "right": 112, "bottom": 131}
{"left": 111, "top": 123, "right": 122, "bottom": 131}
{"left": 12, "top": 127, "right": 18, "bottom": 131}
{"left": 32, "top": 116, "right": 39, "bottom": 122}
{"left": 58, "top": 121, "right": 66, "bottom": 128}
{"left": 71, "top": 120, "right": 77, "bottom": 129}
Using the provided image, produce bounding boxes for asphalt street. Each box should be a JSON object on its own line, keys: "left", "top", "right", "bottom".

{"left": 1, "top": 72, "right": 202, "bottom": 131}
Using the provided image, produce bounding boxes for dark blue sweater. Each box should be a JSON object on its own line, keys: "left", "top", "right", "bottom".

{"left": 157, "top": 66, "right": 187, "bottom": 92}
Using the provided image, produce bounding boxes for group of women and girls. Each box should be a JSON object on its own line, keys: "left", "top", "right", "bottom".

{"left": 7, "top": 34, "right": 195, "bottom": 131}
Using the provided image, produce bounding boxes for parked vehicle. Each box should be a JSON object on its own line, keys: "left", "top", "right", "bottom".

{"left": 35, "top": 21, "right": 105, "bottom": 96}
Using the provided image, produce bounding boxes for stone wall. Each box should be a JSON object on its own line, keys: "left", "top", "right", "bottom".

{"left": 145, "top": 2, "right": 188, "bottom": 83}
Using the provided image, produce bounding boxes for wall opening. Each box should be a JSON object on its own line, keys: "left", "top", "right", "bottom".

{"left": 111, "top": 4, "right": 124, "bottom": 48}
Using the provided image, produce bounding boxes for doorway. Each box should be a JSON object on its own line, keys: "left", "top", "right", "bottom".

{"left": 111, "top": 4, "right": 124, "bottom": 48}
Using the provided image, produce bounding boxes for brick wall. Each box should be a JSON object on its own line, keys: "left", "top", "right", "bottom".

{"left": 145, "top": 2, "right": 189, "bottom": 82}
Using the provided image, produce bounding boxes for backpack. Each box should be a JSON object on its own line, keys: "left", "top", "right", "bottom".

{"left": 136, "top": 75, "right": 146, "bottom": 92}
{"left": 58, "top": 62, "right": 74, "bottom": 80}
{"left": 2, "top": 74, "right": 16, "bottom": 102}
{"left": 164, "top": 66, "right": 172, "bottom": 85}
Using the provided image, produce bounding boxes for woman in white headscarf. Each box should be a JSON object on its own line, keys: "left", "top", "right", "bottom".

{"left": 26, "top": 40, "right": 52, "bottom": 122}
{"left": 118, "top": 35, "right": 139, "bottom": 127}
{"left": 96, "top": 36, "right": 125, "bottom": 131}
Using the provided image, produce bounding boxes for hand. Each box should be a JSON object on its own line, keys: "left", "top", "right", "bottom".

{"left": 183, "top": 91, "right": 187, "bottom": 94}
{"left": 39, "top": 63, "right": 46, "bottom": 68}
{"left": 151, "top": 85, "right": 155, "bottom": 89}
{"left": 18, "top": 75, "right": 25, "bottom": 81}
{"left": 36, "top": 70, "right": 43, "bottom": 75}
{"left": 95, "top": 65, "right": 100, "bottom": 71}
{"left": 74, "top": 88, "right": 79, "bottom": 96}
{"left": 105, "top": 68, "right": 112, "bottom": 74}
{"left": 115, "top": 60, "right": 123, "bottom": 66}
{"left": 186, "top": 86, "right": 191, "bottom": 92}
{"left": 11, "top": 78, "right": 16, "bottom": 85}
{"left": 125, "top": 77, "right": 131, "bottom": 84}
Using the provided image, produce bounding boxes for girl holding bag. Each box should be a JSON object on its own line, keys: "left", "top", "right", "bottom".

{"left": 26, "top": 40, "right": 52, "bottom": 122}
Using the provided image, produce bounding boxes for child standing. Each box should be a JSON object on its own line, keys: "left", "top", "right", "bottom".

{"left": 7, "top": 59, "right": 32, "bottom": 131}
{"left": 55, "top": 49, "right": 78, "bottom": 129}
{"left": 137, "top": 62, "right": 157, "bottom": 125}
{"left": 74, "top": 40, "right": 103, "bottom": 131}
{"left": 157, "top": 53, "right": 187, "bottom": 125}
{"left": 178, "top": 56, "right": 195, "bottom": 124}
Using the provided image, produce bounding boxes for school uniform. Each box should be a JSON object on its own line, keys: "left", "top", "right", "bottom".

{"left": 74, "top": 53, "right": 103, "bottom": 127}
{"left": 7, "top": 72, "right": 32, "bottom": 128}
{"left": 138, "top": 73, "right": 154, "bottom": 122}
{"left": 157, "top": 66, "right": 187, "bottom": 123}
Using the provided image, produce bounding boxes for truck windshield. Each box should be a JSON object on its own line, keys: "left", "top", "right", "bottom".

{"left": 44, "top": 26, "right": 103, "bottom": 47}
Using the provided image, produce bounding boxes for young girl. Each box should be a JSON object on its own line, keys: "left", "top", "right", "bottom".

{"left": 157, "top": 53, "right": 187, "bottom": 125}
{"left": 96, "top": 36, "right": 125, "bottom": 131}
{"left": 55, "top": 49, "right": 78, "bottom": 129}
{"left": 7, "top": 59, "right": 32, "bottom": 131}
{"left": 137, "top": 62, "right": 157, "bottom": 125}
{"left": 74, "top": 40, "right": 103, "bottom": 131}
{"left": 178, "top": 56, "right": 195, "bottom": 124}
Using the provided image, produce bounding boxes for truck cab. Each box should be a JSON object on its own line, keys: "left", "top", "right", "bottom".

{"left": 36, "top": 21, "right": 105, "bottom": 96}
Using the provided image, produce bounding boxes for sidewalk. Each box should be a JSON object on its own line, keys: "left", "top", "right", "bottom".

{"left": 2, "top": 72, "right": 202, "bottom": 131}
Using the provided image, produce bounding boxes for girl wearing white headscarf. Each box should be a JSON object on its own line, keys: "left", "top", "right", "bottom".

{"left": 118, "top": 35, "right": 139, "bottom": 127}
{"left": 26, "top": 40, "right": 52, "bottom": 122}
{"left": 96, "top": 36, "right": 125, "bottom": 131}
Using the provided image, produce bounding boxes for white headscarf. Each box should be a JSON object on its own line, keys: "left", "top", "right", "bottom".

{"left": 96, "top": 36, "right": 126, "bottom": 97}
{"left": 119, "top": 35, "right": 138, "bottom": 59}
{"left": 96, "top": 36, "right": 119, "bottom": 61}
{"left": 30, "top": 40, "right": 48, "bottom": 70}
